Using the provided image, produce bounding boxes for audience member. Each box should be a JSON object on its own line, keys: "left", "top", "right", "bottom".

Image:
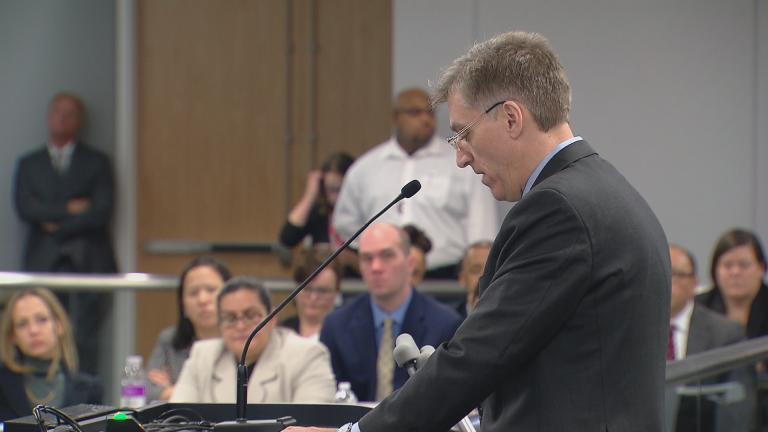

{"left": 456, "top": 240, "right": 492, "bottom": 317}
{"left": 12, "top": 92, "right": 117, "bottom": 374}
{"left": 670, "top": 245, "right": 745, "bottom": 360}
{"left": 279, "top": 152, "right": 355, "bottom": 248}
{"left": 146, "top": 256, "right": 232, "bottom": 401}
{"left": 669, "top": 244, "right": 753, "bottom": 432}
{"left": 171, "top": 277, "right": 335, "bottom": 403}
{"left": 697, "top": 228, "right": 768, "bottom": 338}
{"left": 319, "top": 224, "right": 462, "bottom": 402}
{"left": 0, "top": 288, "right": 101, "bottom": 421}
{"left": 280, "top": 247, "right": 342, "bottom": 340}
{"left": 332, "top": 88, "right": 498, "bottom": 279}
{"left": 403, "top": 224, "right": 432, "bottom": 287}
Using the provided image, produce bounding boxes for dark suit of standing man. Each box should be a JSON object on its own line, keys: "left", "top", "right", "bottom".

{"left": 287, "top": 31, "right": 670, "bottom": 432}
{"left": 13, "top": 92, "right": 117, "bottom": 374}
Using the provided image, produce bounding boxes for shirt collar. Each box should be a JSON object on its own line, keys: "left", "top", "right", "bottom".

{"left": 370, "top": 289, "right": 413, "bottom": 328}
{"left": 381, "top": 135, "right": 446, "bottom": 159}
{"left": 671, "top": 300, "right": 694, "bottom": 333}
{"left": 522, "top": 136, "right": 582, "bottom": 197}
{"left": 48, "top": 141, "right": 76, "bottom": 156}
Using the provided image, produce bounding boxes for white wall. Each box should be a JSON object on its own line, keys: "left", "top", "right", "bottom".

{"left": 0, "top": 0, "right": 765, "bottom": 285}
{"left": 0, "top": 0, "right": 116, "bottom": 270}
{"left": 395, "top": 0, "right": 767, "bottom": 283}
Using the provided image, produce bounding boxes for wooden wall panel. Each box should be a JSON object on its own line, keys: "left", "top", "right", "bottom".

{"left": 134, "top": 0, "right": 392, "bottom": 360}
{"left": 136, "top": 0, "right": 291, "bottom": 358}
{"left": 315, "top": 0, "right": 393, "bottom": 162}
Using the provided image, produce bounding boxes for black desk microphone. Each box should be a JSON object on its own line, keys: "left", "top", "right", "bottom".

{"left": 214, "top": 180, "right": 422, "bottom": 432}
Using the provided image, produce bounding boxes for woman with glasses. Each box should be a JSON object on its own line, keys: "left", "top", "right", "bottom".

{"left": 281, "top": 247, "right": 342, "bottom": 340}
{"left": 0, "top": 288, "right": 101, "bottom": 421}
{"left": 146, "top": 256, "right": 232, "bottom": 401}
{"left": 698, "top": 228, "right": 768, "bottom": 338}
{"left": 170, "top": 277, "right": 336, "bottom": 403}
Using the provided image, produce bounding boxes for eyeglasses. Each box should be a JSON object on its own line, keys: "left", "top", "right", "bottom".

{"left": 671, "top": 271, "right": 695, "bottom": 279}
{"left": 301, "top": 286, "right": 336, "bottom": 297}
{"left": 446, "top": 100, "right": 506, "bottom": 150}
{"left": 396, "top": 108, "right": 434, "bottom": 117}
{"left": 219, "top": 307, "right": 264, "bottom": 328}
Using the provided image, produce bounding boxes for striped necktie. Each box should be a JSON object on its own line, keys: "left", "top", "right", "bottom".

{"left": 375, "top": 318, "right": 394, "bottom": 401}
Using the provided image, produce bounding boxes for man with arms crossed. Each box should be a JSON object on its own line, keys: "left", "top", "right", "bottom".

{"left": 290, "top": 30, "right": 670, "bottom": 432}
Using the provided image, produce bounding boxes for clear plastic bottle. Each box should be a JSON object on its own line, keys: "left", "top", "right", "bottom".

{"left": 120, "top": 355, "right": 147, "bottom": 408}
{"left": 334, "top": 381, "right": 358, "bottom": 404}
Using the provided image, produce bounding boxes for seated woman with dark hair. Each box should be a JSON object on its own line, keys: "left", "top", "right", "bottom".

{"left": 281, "top": 246, "right": 342, "bottom": 340}
{"left": 279, "top": 152, "right": 355, "bottom": 248}
{"left": 697, "top": 228, "right": 768, "bottom": 337}
{"left": 147, "top": 256, "right": 232, "bottom": 401}
{"left": 0, "top": 288, "right": 101, "bottom": 421}
{"left": 403, "top": 224, "right": 433, "bottom": 287}
{"left": 171, "top": 277, "right": 335, "bottom": 403}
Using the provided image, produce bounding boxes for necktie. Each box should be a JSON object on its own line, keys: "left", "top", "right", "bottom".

{"left": 51, "top": 150, "right": 65, "bottom": 173}
{"left": 375, "top": 318, "right": 394, "bottom": 401}
{"left": 667, "top": 324, "right": 676, "bottom": 361}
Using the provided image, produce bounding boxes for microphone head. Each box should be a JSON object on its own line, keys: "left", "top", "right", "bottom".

{"left": 400, "top": 180, "right": 421, "bottom": 198}
{"left": 416, "top": 345, "right": 435, "bottom": 370}
{"left": 393, "top": 334, "right": 420, "bottom": 368}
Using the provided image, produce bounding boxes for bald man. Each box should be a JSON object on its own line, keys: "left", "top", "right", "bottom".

{"left": 319, "top": 224, "right": 462, "bottom": 402}
{"left": 332, "top": 88, "right": 498, "bottom": 279}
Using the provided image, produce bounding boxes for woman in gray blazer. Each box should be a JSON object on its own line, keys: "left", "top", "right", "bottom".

{"left": 146, "top": 256, "right": 231, "bottom": 401}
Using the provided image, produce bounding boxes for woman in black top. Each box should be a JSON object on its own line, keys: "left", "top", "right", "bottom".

{"left": 697, "top": 228, "right": 768, "bottom": 338}
{"left": 0, "top": 288, "right": 101, "bottom": 421}
{"left": 279, "top": 152, "right": 354, "bottom": 247}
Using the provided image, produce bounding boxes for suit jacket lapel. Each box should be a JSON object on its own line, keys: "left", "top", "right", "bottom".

{"left": 211, "top": 347, "right": 237, "bottom": 403}
{"left": 531, "top": 140, "right": 596, "bottom": 190}
{"left": 350, "top": 296, "right": 376, "bottom": 399}
{"left": 401, "top": 291, "right": 426, "bottom": 343}
{"left": 686, "top": 306, "right": 710, "bottom": 356}
{"left": 247, "top": 331, "right": 281, "bottom": 403}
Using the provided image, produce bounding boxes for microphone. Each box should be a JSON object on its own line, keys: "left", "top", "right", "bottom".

{"left": 393, "top": 334, "right": 421, "bottom": 376}
{"left": 416, "top": 345, "right": 435, "bottom": 371}
{"left": 221, "top": 180, "right": 422, "bottom": 430}
{"left": 400, "top": 179, "right": 421, "bottom": 198}
{"left": 393, "top": 337, "right": 476, "bottom": 432}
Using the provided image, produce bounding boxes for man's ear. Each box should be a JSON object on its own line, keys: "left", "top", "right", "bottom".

{"left": 502, "top": 101, "right": 525, "bottom": 139}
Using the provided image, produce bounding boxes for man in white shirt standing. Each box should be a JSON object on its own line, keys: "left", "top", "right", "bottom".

{"left": 332, "top": 88, "right": 498, "bottom": 278}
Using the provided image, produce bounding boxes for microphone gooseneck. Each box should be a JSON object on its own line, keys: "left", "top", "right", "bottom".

{"left": 233, "top": 180, "right": 422, "bottom": 421}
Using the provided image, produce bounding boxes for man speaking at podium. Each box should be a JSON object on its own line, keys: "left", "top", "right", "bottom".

{"left": 289, "top": 30, "right": 670, "bottom": 432}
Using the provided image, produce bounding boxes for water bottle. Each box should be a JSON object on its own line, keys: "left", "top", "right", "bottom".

{"left": 120, "top": 355, "right": 147, "bottom": 408}
{"left": 334, "top": 381, "right": 358, "bottom": 404}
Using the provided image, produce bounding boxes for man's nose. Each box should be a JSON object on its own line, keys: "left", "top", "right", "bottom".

{"left": 456, "top": 148, "right": 472, "bottom": 168}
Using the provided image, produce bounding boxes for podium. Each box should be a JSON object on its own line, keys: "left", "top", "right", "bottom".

{"left": 3, "top": 403, "right": 372, "bottom": 432}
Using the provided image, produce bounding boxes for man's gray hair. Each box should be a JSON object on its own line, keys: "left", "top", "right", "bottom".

{"left": 433, "top": 31, "right": 571, "bottom": 131}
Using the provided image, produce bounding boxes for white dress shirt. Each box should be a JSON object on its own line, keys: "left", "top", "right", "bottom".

{"left": 332, "top": 135, "right": 499, "bottom": 269}
{"left": 670, "top": 300, "right": 694, "bottom": 360}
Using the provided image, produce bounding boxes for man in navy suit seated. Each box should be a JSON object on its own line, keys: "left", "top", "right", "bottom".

{"left": 319, "top": 223, "right": 462, "bottom": 402}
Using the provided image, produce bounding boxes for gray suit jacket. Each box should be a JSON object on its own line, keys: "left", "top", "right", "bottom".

{"left": 13, "top": 142, "right": 116, "bottom": 272}
{"left": 673, "top": 305, "right": 752, "bottom": 432}
{"left": 359, "top": 140, "right": 671, "bottom": 431}
{"left": 687, "top": 304, "right": 744, "bottom": 356}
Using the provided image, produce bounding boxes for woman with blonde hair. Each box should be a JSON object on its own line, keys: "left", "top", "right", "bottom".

{"left": 0, "top": 288, "right": 101, "bottom": 421}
